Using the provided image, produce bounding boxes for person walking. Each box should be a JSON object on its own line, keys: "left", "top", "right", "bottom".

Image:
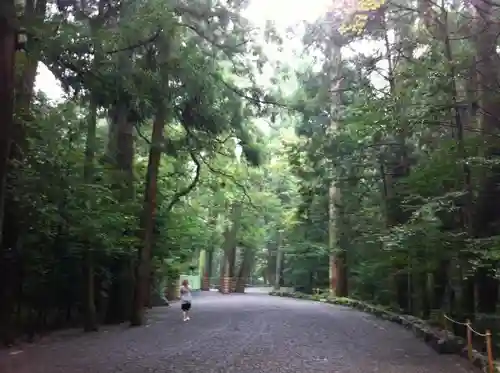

{"left": 180, "top": 279, "right": 192, "bottom": 321}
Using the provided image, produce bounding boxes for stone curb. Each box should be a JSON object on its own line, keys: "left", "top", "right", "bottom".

{"left": 269, "top": 290, "right": 499, "bottom": 373}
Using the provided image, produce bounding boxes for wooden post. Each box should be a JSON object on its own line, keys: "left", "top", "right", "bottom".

{"left": 486, "top": 330, "right": 494, "bottom": 373}
{"left": 202, "top": 272, "right": 209, "bottom": 291}
{"left": 230, "top": 276, "right": 237, "bottom": 292}
{"left": 466, "top": 319, "right": 472, "bottom": 361}
{"left": 442, "top": 312, "right": 448, "bottom": 331}
{"left": 225, "top": 276, "right": 231, "bottom": 294}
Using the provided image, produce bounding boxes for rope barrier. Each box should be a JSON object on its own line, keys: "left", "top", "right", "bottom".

{"left": 442, "top": 312, "right": 495, "bottom": 373}
{"left": 468, "top": 325, "right": 488, "bottom": 338}
{"left": 443, "top": 314, "right": 469, "bottom": 326}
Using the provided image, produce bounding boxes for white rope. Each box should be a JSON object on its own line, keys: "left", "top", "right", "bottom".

{"left": 444, "top": 314, "right": 469, "bottom": 326}
{"left": 444, "top": 314, "right": 488, "bottom": 337}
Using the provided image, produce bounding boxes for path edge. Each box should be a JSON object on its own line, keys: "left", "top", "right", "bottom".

{"left": 269, "top": 290, "right": 498, "bottom": 373}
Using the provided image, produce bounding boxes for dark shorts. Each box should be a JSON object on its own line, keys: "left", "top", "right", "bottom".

{"left": 181, "top": 302, "right": 191, "bottom": 311}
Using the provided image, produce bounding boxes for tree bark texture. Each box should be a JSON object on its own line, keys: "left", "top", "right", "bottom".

{"left": 130, "top": 104, "right": 165, "bottom": 326}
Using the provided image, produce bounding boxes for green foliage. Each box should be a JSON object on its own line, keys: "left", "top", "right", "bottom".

{"left": 5, "top": 0, "right": 498, "bottom": 345}
{"left": 1, "top": 0, "right": 301, "bottom": 340}
{"left": 278, "top": 0, "right": 500, "bottom": 322}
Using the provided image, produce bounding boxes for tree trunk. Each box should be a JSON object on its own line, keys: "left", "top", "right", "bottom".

{"left": 203, "top": 212, "right": 218, "bottom": 290}
{"left": 380, "top": 12, "right": 413, "bottom": 309}
{"left": 227, "top": 203, "right": 242, "bottom": 279}
{"left": 105, "top": 254, "right": 133, "bottom": 323}
{"left": 105, "top": 58, "right": 136, "bottom": 323}
{"left": 432, "top": 260, "right": 449, "bottom": 309}
{"left": 218, "top": 203, "right": 242, "bottom": 292}
{"left": 202, "top": 249, "right": 213, "bottom": 290}
{"left": 235, "top": 247, "right": 253, "bottom": 293}
{"left": 274, "top": 231, "right": 282, "bottom": 291}
{"left": 219, "top": 229, "right": 229, "bottom": 292}
{"left": 83, "top": 249, "right": 97, "bottom": 331}
{"left": 476, "top": 267, "right": 498, "bottom": 313}
{"left": 130, "top": 104, "right": 165, "bottom": 326}
{"left": 326, "top": 36, "right": 348, "bottom": 297}
{"left": 420, "top": 272, "right": 431, "bottom": 319}
{"left": 82, "top": 96, "right": 98, "bottom": 332}
{"left": 470, "top": 1, "right": 500, "bottom": 319}
{"left": 15, "top": 0, "right": 46, "bottom": 120}
{"left": 80, "top": 0, "right": 109, "bottom": 333}
{"left": 0, "top": 1, "right": 16, "bottom": 249}
{"left": 108, "top": 100, "right": 135, "bottom": 195}
{"left": 110, "top": 104, "right": 136, "bottom": 320}
{"left": 0, "top": 0, "right": 46, "bottom": 339}
{"left": 104, "top": 0, "right": 137, "bottom": 321}
{"left": 266, "top": 242, "right": 276, "bottom": 286}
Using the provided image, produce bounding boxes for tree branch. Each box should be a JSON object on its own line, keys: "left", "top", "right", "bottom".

{"left": 175, "top": 22, "right": 249, "bottom": 53}
{"left": 104, "top": 28, "right": 162, "bottom": 54}
{"left": 211, "top": 72, "right": 294, "bottom": 110}
{"left": 198, "top": 154, "right": 258, "bottom": 210}
{"left": 165, "top": 151, "right": 202, "bottom": 212}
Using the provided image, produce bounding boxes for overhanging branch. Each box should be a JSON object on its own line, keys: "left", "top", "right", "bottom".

{"left": 104, "top": 28, "right": 162, "bottom": 54}
{"left": 165, "top": 151, "right": 201, "bottom": 212}
{"left": 198, "top": 155, "right": 258, "bottom": 210}
{"left": 177, "top": 121, "right": 258, "bottom": 210}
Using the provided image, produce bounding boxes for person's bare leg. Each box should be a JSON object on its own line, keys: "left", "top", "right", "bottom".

{"left": 182, "top": 310, "right": 187, "bottom": 321}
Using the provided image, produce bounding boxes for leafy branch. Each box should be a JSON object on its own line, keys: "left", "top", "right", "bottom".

{"left": 165, "top": 151, "right": 202, "bottom": 212}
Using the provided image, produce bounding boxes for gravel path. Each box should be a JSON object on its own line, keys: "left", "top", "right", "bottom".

{"left": 0, "top": 292, "right": 476, "bottom": 373}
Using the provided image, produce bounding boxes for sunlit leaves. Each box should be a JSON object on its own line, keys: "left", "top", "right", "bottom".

{"left": 334, "top": 0, "right": 386, "bottom": 35}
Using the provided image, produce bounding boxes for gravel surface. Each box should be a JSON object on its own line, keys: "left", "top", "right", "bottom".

{"left": 0, "top": 292, "right": 477, "bottom": 373}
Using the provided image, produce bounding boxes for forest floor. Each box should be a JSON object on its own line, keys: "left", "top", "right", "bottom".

{"left": 0, "top": 292, "right": 477, "bottom": 373}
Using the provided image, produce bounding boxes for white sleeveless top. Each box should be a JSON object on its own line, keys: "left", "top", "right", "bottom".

{"left": 180, "top": 285, "right": 192, "bottom": 303}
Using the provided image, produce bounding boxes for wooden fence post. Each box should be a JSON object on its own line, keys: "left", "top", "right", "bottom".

{"left": 466, "top": 319, "right": 472, "bottom": 361}
{"left": 486, "top": 330, "right": 494, "bottom": 373}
